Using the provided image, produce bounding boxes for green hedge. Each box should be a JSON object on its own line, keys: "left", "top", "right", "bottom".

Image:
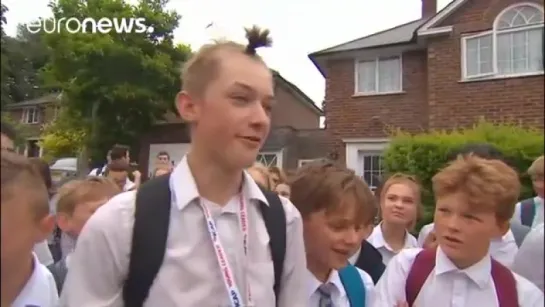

{"left": 383, "top": 120, "right": 544, "bottom": 231}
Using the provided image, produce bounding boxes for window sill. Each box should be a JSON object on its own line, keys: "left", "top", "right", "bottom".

{"left": 352, "top": 91, "right": 406, "bottom": 98}
{"left": 460, "top": 71, "right": 544, "bottom": 83}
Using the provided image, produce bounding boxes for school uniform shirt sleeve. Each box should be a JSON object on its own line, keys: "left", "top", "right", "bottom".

{"left": 276, "top": 196, "right": 308, "bottom": 307}
{"left": 60, "top": 191, "right": 135, "bottom": 307}
{"left": 356, "top": 268, "right": 375, "bottom": 307}
{"left": 373, "top": 248, "right": 423, "bottom": 307}
{"left": 512, "top": 223, "right": 544, "bottom": 293}
{"left": 512, "top": 272, "right": 545, "bottom": 307}
{"left": 417, "top": 223, "right": 434, "bottom": 247}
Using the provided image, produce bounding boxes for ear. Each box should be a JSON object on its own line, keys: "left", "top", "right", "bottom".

{"left": 497, "top": 220, "right": 511, "bottom": 237}
{"left": 176, "top": 91, "right": 200, "bottom": 123}
{"left": 35, "top": 214, "right": 56, "bottom": 242}
{"left": 56, "top": 212, "right": 72, "bottom": 234}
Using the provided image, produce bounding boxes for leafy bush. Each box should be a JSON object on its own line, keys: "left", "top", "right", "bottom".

{"left": 39, "top": 108, "right": 87, "bottom": 160}
{"left": 383, "top": 119, "right": 544, "bottom": 231}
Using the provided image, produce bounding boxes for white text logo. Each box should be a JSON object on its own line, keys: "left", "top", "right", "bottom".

{"left": 27, "top": 17, "right": 154, "bottom": 34}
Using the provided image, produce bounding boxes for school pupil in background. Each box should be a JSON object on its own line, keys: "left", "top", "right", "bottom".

{"left": 269, "top": 166, "right": 287, "bottom": 190}
{"left": 367, "top": 173, "right": 421, "bottom": 265}
{"left": 1, "top": 151, "right": 59, "bottom": 307}
{"left": 275, "top": 182, "right": 291, "bottom": 199}
{"left": 248, "top": 162, "right": 274, "bottom": 190}
{"left": 512, "top": 155, "right": 544, "bottom": 228}
{"left": 290, "top": 160, "right": 375, "bottom": 307}
{"left": 48, "top": 177, "right": 121, "bottom": 293}
{"left": 373, "top": 155, "right": 544, "bottom": 307}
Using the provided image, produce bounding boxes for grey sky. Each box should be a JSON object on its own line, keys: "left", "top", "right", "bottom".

{"left": 3, "top": 0, "right": 453, "bottom": 107}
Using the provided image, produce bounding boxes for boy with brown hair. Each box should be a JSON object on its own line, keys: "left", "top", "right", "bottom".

{"left": 1, "top": 150, "right": 58, "bottom": 306}
{"left": 49, "top": 177, "right": 120, "bottom": 293}
{"left": 290, "top": 160, "right": 375, "bottom": 306}
{"left": 512, "top": 155, "right": 544, "bottom": 228}
{"left": 374, "top": 155, "right": 544, "bottom": 307}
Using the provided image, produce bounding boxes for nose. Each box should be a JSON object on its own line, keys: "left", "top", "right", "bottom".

{"left": 445, "top": 214, "right": 462, "bottom": 233}
{"left": 344, "top": 228, "right": 360, "bottom": 246}
{"left": 249, "top": 101, "right": 270, "bottom": 129}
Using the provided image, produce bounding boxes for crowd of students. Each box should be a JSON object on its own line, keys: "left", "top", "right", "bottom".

{"left": 1, "top": 25, "right": 544, "bottom": 307}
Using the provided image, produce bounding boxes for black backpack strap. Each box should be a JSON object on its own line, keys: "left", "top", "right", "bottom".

{"left": 257, "top": 187, "right": 286, "bottom": 302}
{"left": 123, "top": 174, "right": 172, "bottom": 307}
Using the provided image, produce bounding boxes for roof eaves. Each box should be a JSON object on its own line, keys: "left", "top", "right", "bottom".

{"left": 417, "top": 0, "right": 467, "bottom": 34}
{"left": 273, "top": 72, "right": 323, "bottom": 115}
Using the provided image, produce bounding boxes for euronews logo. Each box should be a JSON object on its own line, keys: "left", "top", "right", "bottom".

{"left": 27, "top": 17, "right": 154, "bottom": 34}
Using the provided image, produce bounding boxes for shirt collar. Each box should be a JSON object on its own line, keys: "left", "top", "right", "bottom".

{"left": 169, "top": 155, "right": 268, "bottom": 211}
{"left": 348, "top": 246, "right": 362, "bottom": 265}
{"left": 435, "top": 247, "right": 492, "bottom": 289}
{"left": 306, "top": 269, "right": 345, "bottom": 299}
{"left": 368, "top": 223, "right": 414, "bottom": 250}
{"left": 12, "top": 253, "right": 49, "bottom": 306}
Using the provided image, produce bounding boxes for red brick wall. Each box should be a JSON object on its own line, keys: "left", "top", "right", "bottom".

{"left": 428, "top": 0, "right": 545, "bottom": 129}
{"left": 323, "top": 0, "right": 545, "bottom": 163}
{"left": 323, "top": 51, "right": 429, "bottom": 162}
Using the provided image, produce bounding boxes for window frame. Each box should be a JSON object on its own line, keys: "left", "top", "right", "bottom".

{"left": 461, "top": 2, "right": 544, "bottom": 80}
{"left": 359, "top": 151, "right": 384, "bottom": 191}
{"left": 354, "top": 55, "right": 403, "bottom": 95}
{"left": 256, "top": 150, "right": 283, "bottom": 168}
{"left": 21, "top": 107, "right": 39, "bottom": 124}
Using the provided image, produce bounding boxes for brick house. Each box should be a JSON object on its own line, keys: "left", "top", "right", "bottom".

{"left": 2, "top": 93, "right": 61, "bottom": 157}
{"left": 309, "top": 0, "right": 544, "bottom": 189}
{"left": 138, "top": 71, "right": 326, "bottom": 178}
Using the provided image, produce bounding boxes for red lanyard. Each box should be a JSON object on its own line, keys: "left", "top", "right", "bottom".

{"left": 200, "top": 195, "right": 252, "bottom": 307}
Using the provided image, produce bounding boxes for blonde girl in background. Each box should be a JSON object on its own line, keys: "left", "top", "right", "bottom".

{"left": 367, "top": 173, "right": 423, "bottom": 265}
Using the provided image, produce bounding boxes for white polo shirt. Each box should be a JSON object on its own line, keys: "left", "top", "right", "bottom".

{"left": 12, "top": 253, "right": 59, "bottom": 307}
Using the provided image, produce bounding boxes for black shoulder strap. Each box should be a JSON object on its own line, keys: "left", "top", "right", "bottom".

{"left": 123, "top": 174, "right": 172, "bottom": 307}
{"left": 257, "top": 187, "right": 286, "bottom": 301}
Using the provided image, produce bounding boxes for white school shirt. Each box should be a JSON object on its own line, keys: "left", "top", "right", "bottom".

{"left": 367, "top": 224, "right": 418, "bottom": 265}
{"left": 417, "top": 223, "right": 519, "bottom": 268}
{"left": 12, "top": 253, "right": 59, "bottom": 307}
{"left": 512, "top": 223, "right": 545, "bottom": 292}
{"left": 306, "top": 268, "right": 374, "bottom": 307}
{"left": 33, "top": 240, "right": 54, "bottom": 266}
{"left": 61, "top": 156, "right": 308, "bottom": 307}
{"left": 373, "top": 247, "right": 544, "bottom": 307}
{"left": 511, "top": 196, "right": 544, "bottom": 229}
{"left": 88, "top": 166, "right": 135, "bottom": 191}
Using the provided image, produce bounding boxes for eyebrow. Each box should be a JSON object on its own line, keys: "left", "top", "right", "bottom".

{"left": 232, "top": 82, "right": 275, "bottom": 100}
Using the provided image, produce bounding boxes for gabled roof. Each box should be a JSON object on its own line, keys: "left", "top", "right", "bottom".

{"left": 417, "top": 0, "right": 467, "bottom": 35}
{"left": 273, "top": 71, "right": 323, "bottom": 115}
{"left": 309, "top": 19, "right": 426, "bottom": 56}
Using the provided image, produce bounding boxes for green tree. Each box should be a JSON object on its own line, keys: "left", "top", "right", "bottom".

{"left": 41, "top": 0, "right": 191, "bottom": 170}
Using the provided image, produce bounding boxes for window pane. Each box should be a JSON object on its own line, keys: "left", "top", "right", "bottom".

{"left": 257, "top": 153, "right": 278, "bottom": 167}
{"left": 466, "top": 37, "right": 479, "bottom": 76}
{"left": 362, "top": 154, "right": 384, "bottom": 189}
{"left": 497, "top": 33, "right": 512, "bottom": 74}
{"left": 497, "top": 6, "right": 543, "bottom": 29}
{"left": 378, "top": 57, "right": 401, "bottom": 92}
{"left": 479, "top": 35, "right": 493, "bottom": 74}
{"left": 528, "top": 28, "right": 544, "bottom": 71}
{"left": 358, "top": 61, "right": 376, "bottom": 93}
{"left": 512, "top": 31, "right": 528, "bottom": 73}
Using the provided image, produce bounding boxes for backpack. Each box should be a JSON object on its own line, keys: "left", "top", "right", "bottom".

{"left": 338, "top": 264, "right": 366, "bottom": 307}
{"left": 520, "top": 198, "right": 536, "bottom": 227}
{"left": 405, "top": 248, "right": 518, "bottom": 307}
{"left": 122, "top": 174, "right": 286, "bottom": 307}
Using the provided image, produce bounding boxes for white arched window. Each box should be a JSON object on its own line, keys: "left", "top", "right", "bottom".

{"left": 462, "top": 3, "right": 544, "bottom": 79}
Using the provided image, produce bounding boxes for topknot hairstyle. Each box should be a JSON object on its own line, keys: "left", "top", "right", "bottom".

{"left": 244, "top": 25, "right": 272, "bottom": 56}
{"left": 181, "top": 25, "right": 272, "bottom": 98}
